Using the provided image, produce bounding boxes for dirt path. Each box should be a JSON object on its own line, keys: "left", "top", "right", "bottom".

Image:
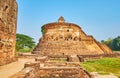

{"left": 91, "top": 72, "right": 118, "bottom": 78}
{"left": 0, "top": 58, "right": 34, "bottom": 78}
{"left": 94, "top": 75, "right": 117, "bottom": 78}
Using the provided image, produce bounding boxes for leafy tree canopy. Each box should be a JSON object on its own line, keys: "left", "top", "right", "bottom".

{"left": 16, "top": 33, "right": 36, "bottom": 52}
{"left": 111, "top": 36, "right": 120, "bottom": 51}
{"left": 101, "top": 36, "right": 120, "bottom": 51}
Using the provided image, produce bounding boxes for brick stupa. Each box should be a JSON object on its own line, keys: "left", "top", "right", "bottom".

{"left": 32, "top": 16, "right": 112, "bottom": 56}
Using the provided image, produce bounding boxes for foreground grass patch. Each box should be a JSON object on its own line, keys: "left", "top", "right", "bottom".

{"left": 81, "top": 58, "right": 120, "bottom": 77}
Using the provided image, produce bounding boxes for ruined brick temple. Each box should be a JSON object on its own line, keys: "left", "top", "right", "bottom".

{"left": 0, "top": 0, "right": 118, "bottom": 77}
{"left": 0, "top": 0, "right": 17, "bottom": 65}
{"left": 32, "top": 16, "right": 112, "bottom": 56}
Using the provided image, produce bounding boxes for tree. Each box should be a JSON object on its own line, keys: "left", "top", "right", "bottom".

{"left": 16, "top": 33, "right": 36, "bottom": 52}
{"left": 101, "top": 40, "right": 105, "bottom": 43}
{"left": 101, "top": 38, "right": 113, "bottom": 49}
{"left": 111, "top": 36, "right": 120, "bottom": 51}
{"left": 101, "top": 36, "right": 120, "bottom": 51}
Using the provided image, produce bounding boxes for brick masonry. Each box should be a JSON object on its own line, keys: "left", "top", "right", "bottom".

{"left": 32, "top": 16, "right": 112, "bottom": 56}
{"left": 11, "top": 57, "right": 94, "bottom": 78}
{"left": 0, "top": 0, "right": 17, "bottom": 65}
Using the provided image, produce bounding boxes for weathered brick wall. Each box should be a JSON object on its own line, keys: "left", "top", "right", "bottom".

{"left": 33, "top": 41, "right": 104, "bottom": 56}
{"left": 0, "top": 0, "right": 17, "bottom": 65}
{"left": 100, "top": 43, "right": 113, "bottom": 54}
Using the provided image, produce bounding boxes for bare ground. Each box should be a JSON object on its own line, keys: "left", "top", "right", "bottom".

{"left": 0, "top": 58, "right": 34, "bottom": 78}
{"left": 91, "top": 72, "right": 118, "bottom": 78}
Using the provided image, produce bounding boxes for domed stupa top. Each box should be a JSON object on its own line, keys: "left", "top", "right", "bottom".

{"left": 42, "top": 16, "right": 81, "bottom": 30}
{"left": 58, "top": 16, "right": 65, "bottom": 23}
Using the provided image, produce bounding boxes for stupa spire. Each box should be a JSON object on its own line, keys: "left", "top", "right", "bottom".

{"left": 58, "top": 16, "right": 65, "bottom": 23}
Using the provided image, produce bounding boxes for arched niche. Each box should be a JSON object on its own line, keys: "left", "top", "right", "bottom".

{"left": 73, "top": 37, "right": 79, "bottom": 41}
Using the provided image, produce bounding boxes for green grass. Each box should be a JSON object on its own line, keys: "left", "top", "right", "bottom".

{"left": 15, "top": 48, "right": 31, "bottom": 56}
{"left": 81, "top": 58, "right": 120, "bottom": 77}
{"left": 19, "top": 48, "right": 31, "bottom": 52}
{"left": 113, "top": 51, "right": 120, "bottom": 52}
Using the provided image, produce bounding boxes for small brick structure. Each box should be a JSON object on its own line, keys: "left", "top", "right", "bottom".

{"left": 0, "top": 0, "right": 18, "bottom": 65}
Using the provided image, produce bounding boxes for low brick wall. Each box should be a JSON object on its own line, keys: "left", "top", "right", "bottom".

{"left": 78, "top": 53, "right": 120, "bottom": 61}
{"left": 18, "top": 53, "right": 38, "bottom": 59}
{"left": 43, "top": 62, "right": 80, "bottom": 67}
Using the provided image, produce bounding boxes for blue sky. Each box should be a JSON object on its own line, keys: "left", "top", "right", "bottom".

{"left": 16, "top": 0, "right": 120, "bottom": 43}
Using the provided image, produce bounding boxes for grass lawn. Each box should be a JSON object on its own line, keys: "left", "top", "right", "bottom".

{"left": 81, "top": 58, "right": 120, "bottom": 77}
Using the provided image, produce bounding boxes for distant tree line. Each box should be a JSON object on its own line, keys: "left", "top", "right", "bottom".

{"left": 101, "top": 36, "right": 120, "bottom": 51}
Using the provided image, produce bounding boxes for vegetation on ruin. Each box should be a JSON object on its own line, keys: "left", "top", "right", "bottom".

{"left": 16, "top": 33, "right": 36, "bottom": 52}
{"left": 81, "top": 58, "right": 120, "bottom": 77}
{"left": 41, "top": 26, "right": 46, "bottom": 35}
{"left": 101, "top": 36, "right": 120, "bottom": 51}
